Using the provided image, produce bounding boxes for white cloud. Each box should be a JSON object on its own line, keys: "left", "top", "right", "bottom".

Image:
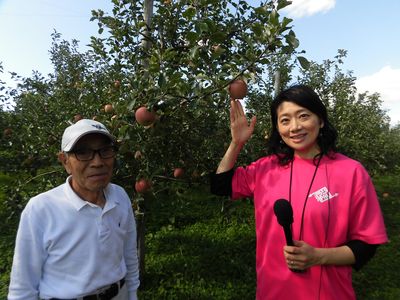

{"left": 283, "top": 0, "right": 336, "bottom": 18}
{"left": 356, "top": 66, "right": 400, "bottom": 125}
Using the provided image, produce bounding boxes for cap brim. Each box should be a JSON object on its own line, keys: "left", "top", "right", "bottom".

{"left": 63, "top": 131, "right": 115, "bottom": 152}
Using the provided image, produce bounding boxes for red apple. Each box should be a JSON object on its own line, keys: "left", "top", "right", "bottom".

{"left": 173, "top": 167, "right": 184, "bottom": 178}
{"left": 134, "top": 150, "right": 143, "bottom": 160}
{"left": 74, "top": 114, "right": 83, "bottom": 122}
{"left": 114, "top": 80, "right": 121, "bottom": 89}
{"left": 229, "top": 79, "right": 247, "bottom": 99}
{"left": 135, "top": 179, "right": 152, "bottom": 193}
{"left": 104, "top": 104, "right": 114, "bottom": 113}
{"left": 135, "top": 106, "right": 156, "bottom": 126}
{"left": 3, "top": 128, "right": 13, "bottom": 137}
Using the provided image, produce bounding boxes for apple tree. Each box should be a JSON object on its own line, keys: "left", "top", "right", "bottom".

{"left": 88, "top": 0, "right": 303, "bottom": 278}
{"left": 1, "top": 0, "right": 303, "bottom": 282}
{"left": 296, "top": 49, "right": 399, "bottom": 173}
{"left": 86, "top": 0, "right": 303, "bottom": 188}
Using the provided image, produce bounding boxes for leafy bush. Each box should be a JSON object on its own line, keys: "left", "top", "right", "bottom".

{"left": 0, "top": 174, "right": 17, "bottom": 298}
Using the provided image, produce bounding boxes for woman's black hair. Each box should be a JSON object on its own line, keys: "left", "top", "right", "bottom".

{"left": 267, "top": 84, "right": 338, "bottom": 165}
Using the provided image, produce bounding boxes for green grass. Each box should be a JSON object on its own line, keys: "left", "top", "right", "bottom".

{"left": 352, "top": 174, "right": 400, "bottom": 299}
{"left": 138, "top": 176, "right": 400, "bottom": 299}
{"left": 138, "top": 187, "right": 256, "bottom": 299}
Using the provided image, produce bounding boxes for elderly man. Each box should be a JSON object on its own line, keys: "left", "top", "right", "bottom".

{"left": 8, "top": 119, "right": 140, "bottom": 300}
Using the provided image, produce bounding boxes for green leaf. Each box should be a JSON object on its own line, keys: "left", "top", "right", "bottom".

{"left": 285, "top": 30, "right": 299, "bottom": 48}
{"left": 269, "top": 9, "right": 279, "bottom": 26}
{"left": 128, "top": 100, "right": 137, "bottom": 111}
{"left": 281, "top": 17, "right": 293, "bottom": 30}
{"left": 158, "top": 73, "right": 166, "bottom": 88}
{"left": 210, "top": 32, "right": 226, "bottom": 44}
{"left": 297, "top": 56, "right": 310, "bottom": 70}
{"left": 277, "top": 0, "right": 293, "bottom": 11}
{"left": 254, "top": 6, "right": 268, "bottom": 16}
{"left": 251, "top": 23, "right": 263, "bottom": 37}
{"left": 183, "top": 6, "right": 196, "bottom": 20}
{"left": 199, "top": 22, "right": 209, "bottom": 33}
{"left": 186, "top": 31, "right": 199, "bottom": 44}
{"left": 190, "top": 46, "right": 200, "bottom": 59}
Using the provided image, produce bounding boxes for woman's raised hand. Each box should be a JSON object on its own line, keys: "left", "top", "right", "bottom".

{"left": 230, "top": 99, "right": 256, "bottom": 146}
{"left": 215, "top": 100, "right": 257, "bottom": 173}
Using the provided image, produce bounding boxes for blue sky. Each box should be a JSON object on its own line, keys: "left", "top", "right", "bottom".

{"left": 1, "top": 0, "right": 399, "bottom": 125}
{"left": 284, "top": 0, "right": 400, "bottom": 126}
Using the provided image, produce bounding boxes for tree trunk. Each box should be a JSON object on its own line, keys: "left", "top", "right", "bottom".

{"left": 136, "top": 207, "right": 146, "bottom": 284}
{"left": 274, "top": 70, "right": 280, "bottom": 97}
{"left": 137, "top": 0, "right": 154, "bottom": 285}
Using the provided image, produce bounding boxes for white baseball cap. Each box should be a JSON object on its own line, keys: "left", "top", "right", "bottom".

{"left": 61, "top": 119, "right": 115, "bottom": 152}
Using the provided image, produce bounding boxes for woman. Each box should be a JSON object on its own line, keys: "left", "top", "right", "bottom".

{"left": 210, "top": 84, "right": 387, "bottom": 299}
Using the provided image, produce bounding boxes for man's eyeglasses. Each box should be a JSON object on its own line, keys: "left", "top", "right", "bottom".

{"left": 68, "top": 145, "right": 117, "bottom": 161}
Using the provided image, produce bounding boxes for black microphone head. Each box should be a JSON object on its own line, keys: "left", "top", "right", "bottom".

{"left": 273, "top": 199, "right": 293, "bottom": 226}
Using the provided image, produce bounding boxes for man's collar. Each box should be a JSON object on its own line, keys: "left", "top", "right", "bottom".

{"left": 64, "top": 176, "right": 119, "bottom": 211}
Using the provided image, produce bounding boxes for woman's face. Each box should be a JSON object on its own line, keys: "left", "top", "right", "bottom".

{"left": 276, "top": 101, "right": 324, "bottom": 159}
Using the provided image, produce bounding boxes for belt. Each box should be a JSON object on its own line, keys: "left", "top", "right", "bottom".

{"left": 49, "top": 278, "right": 125, "bottom": 300}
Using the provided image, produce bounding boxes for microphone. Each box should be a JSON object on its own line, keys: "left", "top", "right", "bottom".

{"left": 273, "top": 199, "right": 294, "bottom": 246}
{"left": 273, "top": 199, "right": 304, "bottom": 273}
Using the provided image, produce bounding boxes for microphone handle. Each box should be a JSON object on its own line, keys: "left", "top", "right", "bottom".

{"left": 283, "top": 225, "right": 305, "bottom": 273}
{"left": 283, "top": 225, "right": 294, "bottom": 246}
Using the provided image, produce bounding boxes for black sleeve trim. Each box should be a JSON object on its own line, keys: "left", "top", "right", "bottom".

{"left": 210, "top": 169, "right": 234, "bottom": 197}
{"left": 346, "top": 240, "right": 379, "bottom": 271}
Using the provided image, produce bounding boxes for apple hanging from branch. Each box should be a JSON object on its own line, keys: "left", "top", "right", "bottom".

{"left": 135, "top": 106, "right": 157, "bottom": 126}
{"left": 173, "top": 167, "right": 184, "bottom": 178}
{"left": 104, "top": 104, "right": 114, "bottom": 113}
{"left": 3, "top": 128, "right": 13, "bottom": 137}
{"left": 229, "top": 79, "right": 247, "bottom": 99}
{"left": 74, "top": 114, "right": 83, "bottom": 122}
{"left": 135, "top": 178, "right": 152, "bottom": 193}
{"left": 134, "top": 150, "right": 143, "bottom": 160}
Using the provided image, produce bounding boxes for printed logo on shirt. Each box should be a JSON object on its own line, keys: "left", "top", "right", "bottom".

{"left": 308, "top": 187, "right": 338, "bottom": 203}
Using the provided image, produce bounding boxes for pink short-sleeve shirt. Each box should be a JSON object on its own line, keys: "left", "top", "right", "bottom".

{"left": 232, "top": 153, "right": 387, "bottom": 300}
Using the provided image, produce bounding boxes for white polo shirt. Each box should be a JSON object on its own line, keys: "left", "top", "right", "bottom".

{"left": 8, "top": 177, "right": 139, "bottom": 300}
